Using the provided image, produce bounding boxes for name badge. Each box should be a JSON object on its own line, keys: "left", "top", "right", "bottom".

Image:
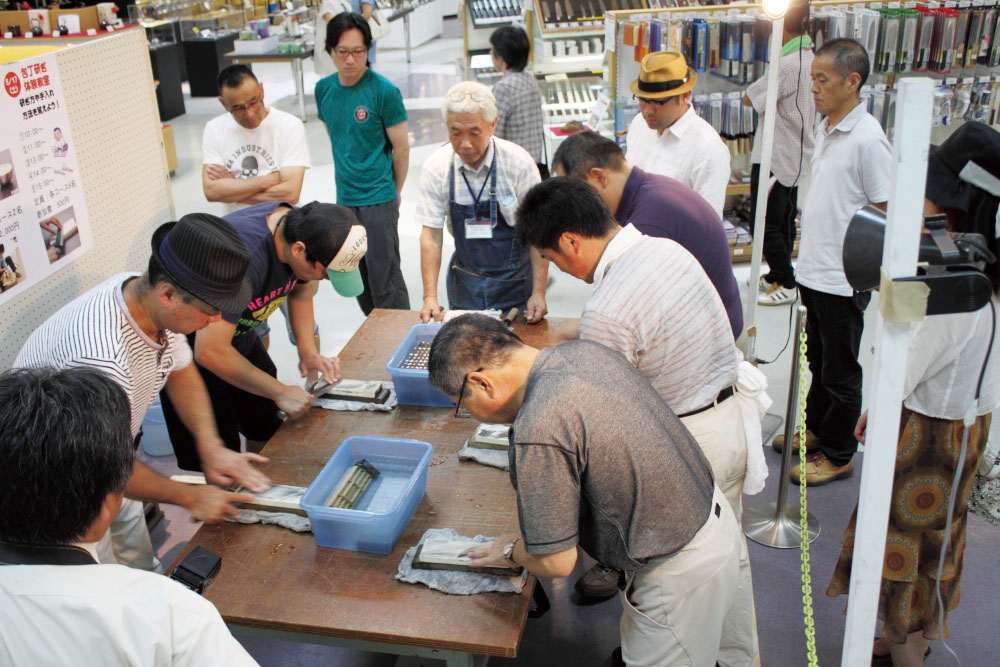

{"left": 464, "top": 217, "right": 493, "bottom": 240}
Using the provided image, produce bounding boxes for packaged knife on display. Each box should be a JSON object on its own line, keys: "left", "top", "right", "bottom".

{"left": 876, "top": 8, "right": 900, "bottom": 73}
{"left": 953, "top": 1, "right": 971, "bottom": 66}
{"left": 708, "top": 18, "right": 720, "bottom": 69}
{"left": 931, "top": 8, "right": 958, "bottom": 73}
{"left": 739, "top": 16, "right": 754, "bottom": 84}
{"left": 914, "top": 5, "right": 936, "bottom": 71}
{"left": 979, "top": 3, "right": 997, "bottom": 65}
{"left": 469, "top": 0, "right": 520, "bottom": 26}
{"left": 897, "top": 8, "right": 919, "bottom": 72}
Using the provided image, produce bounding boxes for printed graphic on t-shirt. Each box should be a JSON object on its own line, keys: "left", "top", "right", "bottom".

{"left": 234, "top": 276, "right": 297, "bottom": 339}
{"left": 224, "top": 145, "right": 278, "bottom": 179}
{"left": 354, "top": 106, "right": 369, "bottom": 123}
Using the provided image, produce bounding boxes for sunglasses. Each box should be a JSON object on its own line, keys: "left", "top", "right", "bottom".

{"left": 632, "top": 94, "right": 671, "bottom": 106}
{"left": 454, "top": 367, "right": 483, "bottom": 418}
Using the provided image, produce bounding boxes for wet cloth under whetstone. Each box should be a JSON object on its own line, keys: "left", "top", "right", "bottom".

{"left": 396, "top": 528, "right": 527, "bottom": 595}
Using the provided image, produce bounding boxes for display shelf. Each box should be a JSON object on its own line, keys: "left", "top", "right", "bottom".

{"left": 607, "top": 1, "right": 1000, "bottom": 134}
{"left": 380, "top": 0, "right": 444, "bottom": 49}
{"left": 605, "top": 0, "right": 1000, "bottom": 221}
{"left": 459, "top": 0, "right": 517, "bottom": 53}
{"left": 467, "top": 0, "right": 521, "bottom": 27}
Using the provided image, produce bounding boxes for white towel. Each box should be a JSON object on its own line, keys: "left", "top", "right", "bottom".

{"left": 734, "top": 354, "right": 772, "bottom": 495}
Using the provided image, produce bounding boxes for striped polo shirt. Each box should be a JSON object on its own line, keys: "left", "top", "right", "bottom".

{"left": 14, "top": 273, "right": 192, "bottom": 438}
{"left": 579, "top": 224, "right": 739, "bottom": 415}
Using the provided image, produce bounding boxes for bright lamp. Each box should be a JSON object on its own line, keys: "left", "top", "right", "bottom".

{"left": 762, "top": 0, "right": 789, "bottom": 19}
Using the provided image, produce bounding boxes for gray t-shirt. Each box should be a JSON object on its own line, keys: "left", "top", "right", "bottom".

{"left": 510, "top": 341, "right": 714, "bottom": 571}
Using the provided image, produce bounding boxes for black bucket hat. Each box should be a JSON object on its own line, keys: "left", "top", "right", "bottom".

{"left": 150, "top": 213, "right": 253, "bottom": 314}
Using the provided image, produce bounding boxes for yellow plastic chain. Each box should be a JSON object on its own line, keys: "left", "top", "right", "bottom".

{"left": 798, "top": 329, "right": 819, "bottom": 666}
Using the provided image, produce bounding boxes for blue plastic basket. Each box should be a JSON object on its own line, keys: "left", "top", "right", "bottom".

{"left": 385, "top": 322, "right": 455, "bottom": 407}
{"left": 301, "top": 436, "right": 433, "bottom": 554}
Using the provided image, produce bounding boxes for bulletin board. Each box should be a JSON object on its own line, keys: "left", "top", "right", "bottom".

{"left": 0, "top": 27, "right": 174, "bottom": 368}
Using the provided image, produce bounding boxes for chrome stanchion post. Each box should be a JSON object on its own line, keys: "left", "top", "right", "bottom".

{"left": 742, "top": 305, "right": 820, "bottom": 548}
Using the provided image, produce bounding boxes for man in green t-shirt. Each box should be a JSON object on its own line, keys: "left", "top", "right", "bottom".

{"left": 316, "top": 12, "right": 410, "bottom": 315}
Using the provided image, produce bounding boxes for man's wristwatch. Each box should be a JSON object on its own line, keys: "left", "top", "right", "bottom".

{"left": 502, "top": 536, "right": 521, "bottom": 567}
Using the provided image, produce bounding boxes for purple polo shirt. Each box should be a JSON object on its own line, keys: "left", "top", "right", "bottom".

{"left": 616, "top": 167, "right": 743, "bottom": 338}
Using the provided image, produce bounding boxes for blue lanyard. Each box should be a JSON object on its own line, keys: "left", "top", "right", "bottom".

{"left": 460, "top": 144, "right": 497, "bottom": 212}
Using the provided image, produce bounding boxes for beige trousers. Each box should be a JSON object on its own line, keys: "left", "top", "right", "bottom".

{"left": 95, "top": 498, "right": 163, "bottom": 573}
{"left": 680, "top": 395, "right": 748, "bottom": 521}
{"left": 619, "top": 487, "right": 759, "bottom": 667}
{"left": 680, "top": 395, "right": 760, "bottom": 667}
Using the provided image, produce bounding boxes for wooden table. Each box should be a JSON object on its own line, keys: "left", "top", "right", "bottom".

{"left": 170, "top": 309, "right": 578, "bottom": 666}
{"left": 225, "top": 48, "right": 313, "bottom": 122}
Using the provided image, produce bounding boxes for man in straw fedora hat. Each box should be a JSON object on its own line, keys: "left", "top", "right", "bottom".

{"left": 15, "top": 213, "right": 271, "bottom": 573}
{"left": 625, "top": 52, "right": 731, "bottom": 218}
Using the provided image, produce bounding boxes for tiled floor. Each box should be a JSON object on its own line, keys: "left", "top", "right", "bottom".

{"left": 146, "top": 18, "right": 1000, "bottom": 666}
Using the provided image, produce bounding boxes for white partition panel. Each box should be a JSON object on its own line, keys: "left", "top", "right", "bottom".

{"left": 0, "top": 27, "right": 174, "bottom": 367}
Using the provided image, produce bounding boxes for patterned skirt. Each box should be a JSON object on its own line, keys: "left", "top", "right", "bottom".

{"left": 826, "top": 407, "right": 992, "bottom": 642}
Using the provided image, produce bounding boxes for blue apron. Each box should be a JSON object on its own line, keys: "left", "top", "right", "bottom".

{"left": 445, "top": 146, "right": 532, "bottom": 311}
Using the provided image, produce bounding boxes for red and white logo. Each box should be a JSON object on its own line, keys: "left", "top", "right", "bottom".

{"left": 354, "top": 105, "right": 369, "bottom": 123}
{"left": 4, "top": 72, "right": 20, "bottom": 98}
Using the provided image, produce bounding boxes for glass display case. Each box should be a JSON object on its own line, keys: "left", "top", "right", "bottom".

{"left": 179, "top": 11, "right": 243, "bottom": 40}
{"left": 140, "top": 19, "right": 178, "bottom": 46}
{"left": 130, "top": 1, "right": 200, "bottom": 22}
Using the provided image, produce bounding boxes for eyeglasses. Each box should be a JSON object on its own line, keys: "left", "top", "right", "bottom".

{"left": 453, "top": 367, "right": 483, "bottom": 418}
{"left": 334, "top": 47, "right": 368, "bottom": 59}
{"left": 228, "top": 96, "right": 263, "bottom": 114}
{"left": 632, "top": 94, "right": 670, "bottom": 106}
{"left": 446, "top": 90, "right": 493, "bottom": 103}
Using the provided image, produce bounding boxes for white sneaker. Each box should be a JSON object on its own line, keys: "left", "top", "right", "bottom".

{"left": 744, "top": 273, "right": 773, "bottom": 290}
{"left": 758, "top": 284, "right": 798, "bottom": 306}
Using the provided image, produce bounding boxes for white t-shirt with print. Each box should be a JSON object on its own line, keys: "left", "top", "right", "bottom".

{"left": 202, "top": 107, "right": 311, "bottom": 214}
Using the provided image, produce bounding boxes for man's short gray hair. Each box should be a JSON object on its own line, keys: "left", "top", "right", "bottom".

{"left": 442, "top": 81, "right": 498, "bottom": 124}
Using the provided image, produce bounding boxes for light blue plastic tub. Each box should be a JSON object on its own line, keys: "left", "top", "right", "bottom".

{"left": 385, "top": 322, "right": 455, "bottom": 407}
{"left": 301, "top": 436, "right": 433, "bottom": 554}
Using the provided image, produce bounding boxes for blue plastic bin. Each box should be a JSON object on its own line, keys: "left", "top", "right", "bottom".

{"left": 301, "top": 436, "right": 433, "bottom": 554}
{"left": 385, "top": 322, "right": 455, "bottom": 407}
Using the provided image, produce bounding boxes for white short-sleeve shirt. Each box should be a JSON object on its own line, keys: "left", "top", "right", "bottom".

{"left": 0, "top": 555, "right": 258, "bottom": 666}
{"left": 202, "top": 107, "right": 311, "bottom": 214}
{"left": 796, "top": 102, "right": 892, "bottom": 297}
{"left": 414, "top": 137, "right": 540, "bottom": 233}
{"left": 625, "top": 106, "right": 732, "bottom": 218}
{"left": 580, "top": 224, "right": 739, "bottom": 415}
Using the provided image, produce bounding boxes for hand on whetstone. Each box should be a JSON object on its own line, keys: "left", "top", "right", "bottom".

{"left": 170, "top": 474, "right": 308, "bottom": 517}
{"left": 412, "top": 538, "right": 522, "bottom": 577}
{"left": 314, "top": 378, "right": 390, "bottom": 404}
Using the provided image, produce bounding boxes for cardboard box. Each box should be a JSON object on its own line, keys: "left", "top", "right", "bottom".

{"left": 161, "top": 124, "right": 177, "bottom": 174}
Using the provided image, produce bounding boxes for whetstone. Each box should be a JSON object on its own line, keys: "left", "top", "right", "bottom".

{"left": 467, "top": 423, "right": 511, "bottom": 451}
{"left": 168, "top": 474, "right": 309, "bottom": 517}
{"left": 412, "top": 538, "right": 522, "bottom": 577}
{"left": 316, "top": 379, "right": 391, "bottom": 405}
{"left": 236, "top": 484, "right": 308, "bottom": 516}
